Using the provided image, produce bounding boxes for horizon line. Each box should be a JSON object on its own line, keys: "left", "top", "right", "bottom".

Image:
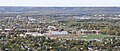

{"left": 0, "top": 5, "right": 120, "bottom": 7}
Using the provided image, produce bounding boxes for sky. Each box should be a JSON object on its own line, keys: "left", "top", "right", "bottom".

{"left": 0, "top": 0, "right": 120, "bottom": 7}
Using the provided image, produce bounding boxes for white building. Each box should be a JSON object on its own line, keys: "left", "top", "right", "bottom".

{"left": 76, "top": 29, "right": 100, "bottom": 35}
{"left": 49, "top": 31, "right": 68, "bottom": 35}
{"left": 48, "top": 26, "right": 56, "bottom": 29}
{"left": 25, "top": 32, "right": 44, "bottom": 36}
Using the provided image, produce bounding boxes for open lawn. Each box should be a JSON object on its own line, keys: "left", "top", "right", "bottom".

{"left": 77, "top": 34, "right": 114, "bottom": 40}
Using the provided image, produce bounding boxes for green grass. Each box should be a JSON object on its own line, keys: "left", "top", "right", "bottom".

{"left": 77, "top": 34, "right": 112, "bottom": 39}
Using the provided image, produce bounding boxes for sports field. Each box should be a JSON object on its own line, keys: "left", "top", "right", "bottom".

{"left": 77, "top": 34, "right": 114, "bottom": 39}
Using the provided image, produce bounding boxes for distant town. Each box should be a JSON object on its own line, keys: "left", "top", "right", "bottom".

{"left": 0, "top": 7, "right": 120, "bottom": 51}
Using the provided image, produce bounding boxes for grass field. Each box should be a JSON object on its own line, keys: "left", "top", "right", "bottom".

{"left": 77, "top": 34, "right": 113, "bottom": 40}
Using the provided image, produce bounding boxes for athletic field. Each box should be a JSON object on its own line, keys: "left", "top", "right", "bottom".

{"left": 77, "top": 34, "right": 116, "bottom": 40}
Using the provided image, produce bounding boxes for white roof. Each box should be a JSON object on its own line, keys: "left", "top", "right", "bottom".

{"left": 25, "top": 32, "right": 44, "bottom": 36}
{"left": 28, "top": 17, "right": 36, "bottom": 21}
{"left": 48, "top": 26, "right": 56, "bottom": 29}
{"left": 80, "top": 29, "right": 100, "bottom": 32}
{"left": 81, "top": 29, "right": 87, "bottom": 32}
{"left": 0, "top": 29, "right": 11, "bottom": 30}
{"left": 32, "top": 34, "right": 44, "bottom": 36}
{"left": 20, "top": 34, "right": 24, "bottom": 36}
{"left": 50, "top": 31, "right": 68, "bottom": 35}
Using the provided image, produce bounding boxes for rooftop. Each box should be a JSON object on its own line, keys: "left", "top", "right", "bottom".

{"left": 50, "top": 31, "right": 68, "bottom": 35}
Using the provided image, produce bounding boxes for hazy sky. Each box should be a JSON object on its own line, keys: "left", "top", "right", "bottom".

{"left": 0, "top": 0, "right": 120, "bottom": 7}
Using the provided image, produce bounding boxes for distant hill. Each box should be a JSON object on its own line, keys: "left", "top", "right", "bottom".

{"left": 0, "top": 6, "right": 120, "bottom": 14}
